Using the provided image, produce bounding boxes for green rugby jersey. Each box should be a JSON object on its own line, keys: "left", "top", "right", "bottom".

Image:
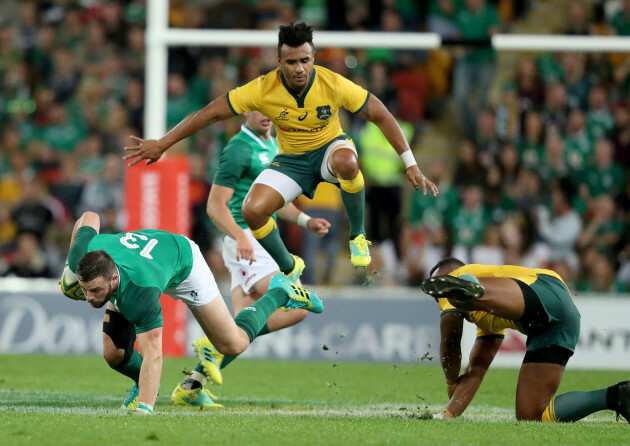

{"left": 68, "top": 227, "right": 193, "bottom": 333}
{"left": 213, "top": 124, "right": 279, "bottom": 228}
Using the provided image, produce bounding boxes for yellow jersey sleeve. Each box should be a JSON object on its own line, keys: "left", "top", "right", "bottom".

{"left": 334, "top": 73, "right": 369, "bottom": 113}
{"left": 227, "top": 76, "right": 264, "bottom": 115}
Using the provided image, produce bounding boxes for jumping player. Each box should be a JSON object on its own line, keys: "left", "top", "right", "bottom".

{"left": 123, "top": 22, "right": 438, "bottom": 282}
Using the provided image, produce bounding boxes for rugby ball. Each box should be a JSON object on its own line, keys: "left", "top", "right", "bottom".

{"left": 60, "top": 264, "right": 85, "bottom": 301}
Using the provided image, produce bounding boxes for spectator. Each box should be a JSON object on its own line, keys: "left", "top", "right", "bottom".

{"left": 541, "top": 82, "right": 570, "bottom": 135}
{"left": 577, "top": 194, "right": 626, "bottom": 260}
{"left": 3, "top": 231, "right": 56, "bottom": 278}
{"left": 534, "top": 178, "right": 583, "bottom": 269}
{"left": 298, "top": 183, "right": 344, "bottom": 285}
{"left": 516, "top": 111, "right": 545, "bottom": 169}
{"left": 76, "top": 154, "right": 123, "bottom": 220}
{"left": 610, "top": 104, "right": 630, "bottom": 169}
{"left": 452, "top": 0, "right": 501, "bottom": 138}
{"left": 515, "top": 56, "right": 546, "bottom": 111}
{"left": 577, "top": 138, "right": 625, "bottom": 203}
{"left": 563, "top": 108, "right": 593, "bottom": 171}
{"left": 475, "top": 108, "right": 501, "bottom": 168}
{"left": 586, "top": 85, "right": 615, "bottom": 140}
{"left": 576, "top": 252, "right": 627, "bottom": 293}
{"left": 538, "top": 133, "right": 570, "bottom": 190}
{"left": 453, "top": 139, "right": 486, "bottom": 190}
{"left": 450, "top": 184, "right": 489, "bottom": 260}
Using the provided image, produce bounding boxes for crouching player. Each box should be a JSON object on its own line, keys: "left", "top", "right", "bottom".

{"left": 61, "top": 211, "right": 323, "bottom": 413}
{"left": 421, "top": 257, "right": 629, "bottom": 423}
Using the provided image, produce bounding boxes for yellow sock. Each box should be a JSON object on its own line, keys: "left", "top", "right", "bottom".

{"left": 250, "top": 218, "right": 276, "bottom": 239}
{"left": 339, "top": 171, "right": 364, "bottom": 194}
{"left": 541, "top": 397, "right": 557, "bottom": 422}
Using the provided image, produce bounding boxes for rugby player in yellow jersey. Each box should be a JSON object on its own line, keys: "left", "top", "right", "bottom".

{"left": 421, "top": 257, "right": 629, "bottom": 424}
{"left": 123, "top": 22, "right": 438, "bottom": 282}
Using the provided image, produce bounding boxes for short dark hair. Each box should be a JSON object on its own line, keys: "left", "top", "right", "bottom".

{"left": 429, "top": 257, "right": 465, "bottom": 278}
{"left": 278, "top": 21, "right": 314, "bottom": 57}
{"left": 78, "top": 250, "right": 117, "bottom": 283}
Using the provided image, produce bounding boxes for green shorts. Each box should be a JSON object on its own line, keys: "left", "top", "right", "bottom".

{"left": 266, "top": 135, "right": 354, "bottom": 198}
{"left": 522, "top": 274, "right": 581, "bottom": 353}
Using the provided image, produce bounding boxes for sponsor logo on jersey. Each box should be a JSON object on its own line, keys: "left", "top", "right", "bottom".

{"left": 277, "top": 121, "right": 330, "bottom": 133}
{"left": 298, "top": 111, "right": 308, "bottom": 121}
{"left": 316, "top": 105, "right": 331, "bottom": 120}
{"left": 275, "top": 108, "right": 289, "bottom": 121}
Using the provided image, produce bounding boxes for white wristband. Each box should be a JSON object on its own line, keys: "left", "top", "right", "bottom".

{"left": 297, "top": 212, "right": 311, "bottom": 228}
{"left": 400, "top": 150, "right": 417, "bottom": 169}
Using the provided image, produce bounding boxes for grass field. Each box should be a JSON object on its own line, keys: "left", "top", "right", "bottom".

{"left": 0, "top": 354, "right": 627, "bottom": 445}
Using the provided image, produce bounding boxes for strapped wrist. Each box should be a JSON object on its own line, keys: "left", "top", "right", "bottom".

{"left": 400, "top": 150, "right": 417, "bottom": 169}
{"left": 297, "top": 212, "right": 311, "bottom": 229}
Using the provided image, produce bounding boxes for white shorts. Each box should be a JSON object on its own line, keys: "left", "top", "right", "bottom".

{"left": 222, "top": 230, "right": 279, "bottom": 294}
{"left": 164, "top": 238, "right": 220, "bottom": 309}
{"left": 252, "top": 139, "right": 357, "bottom": 205}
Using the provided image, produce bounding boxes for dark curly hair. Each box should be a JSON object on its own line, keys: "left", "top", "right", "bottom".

{"left": 278, "top": 21, "right": 314, "bottom": 57}
{"left": 78, "top": 250, "right": 117, "bottom": 283}
{"left": 429, "top": 257, "right": 465, "bottom": 278}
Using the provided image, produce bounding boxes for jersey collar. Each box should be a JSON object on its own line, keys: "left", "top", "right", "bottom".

{"left": 241, "top": 124, "right": 269, "bottom": 149}
{"left": 280, "top": 68, "right": 316, "bottom": 108}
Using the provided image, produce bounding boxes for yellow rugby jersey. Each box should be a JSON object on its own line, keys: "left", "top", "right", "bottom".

{"left": 226, "top": 65, "right": 369, "bottom": 154}
{"left": 437, "top": 264, "right": 569, "bottom": 339}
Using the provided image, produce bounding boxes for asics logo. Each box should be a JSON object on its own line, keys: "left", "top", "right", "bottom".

{"left": 298, "top": 111, "right": 308, "bottom": 121}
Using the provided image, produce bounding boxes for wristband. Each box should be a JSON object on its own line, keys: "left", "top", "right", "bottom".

{"left": 400, "top": 150, "right": 417, "bottom": 169}
{"left": 136, "top": 403, "right": 153, "bottom": 414}
{"left": 297, "top": 212, "right": 311, "bottom": 229}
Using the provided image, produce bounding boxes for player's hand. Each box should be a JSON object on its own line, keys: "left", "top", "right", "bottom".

{"left": 307, "top": 218, "right": 331, "bottom": 237}
{"left": 406, "top": 165, "right": 438, "bottom": 197}
{"left": 123, "top": 135, "right": 167, "bottom": 166}
{"left": 236, "top": 235, "right": 256, "bottom": 264}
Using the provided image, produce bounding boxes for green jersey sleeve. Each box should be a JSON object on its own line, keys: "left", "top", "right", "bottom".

{"left": 68, "top": 226, "right": 98, "bottom": 272}
{"left": 213, "top": 140, "right": 253, "bottom": 190}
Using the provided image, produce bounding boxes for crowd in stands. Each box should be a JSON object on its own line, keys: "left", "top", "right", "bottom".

{"left": 0, "top": 0, "right": 628, "bottom": 294}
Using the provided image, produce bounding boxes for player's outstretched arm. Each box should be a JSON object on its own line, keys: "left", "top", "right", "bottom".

{"left": 134, "top": 327, "right": 164, "bottom": 414}
{"left": 69, "top": 211, "right": 101, "bottom": 249}
{"left": 276, "top": 203, "right": 330, "bottom": 237}
{"left": 124, "top": 95, "right": 235, "bottom": 166}
{"left": 356, "top": 94, "right": 438, "bottom": 197}
{"left": 445, "top": 336, "right": 503, "bottom": 418}
{"left": 207, "top": 183, "right": 256, "bottom": 263}
{"left": 440, "top": 311, "right": 465, "bottom": 392}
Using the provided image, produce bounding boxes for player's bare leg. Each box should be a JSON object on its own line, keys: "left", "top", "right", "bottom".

{"left": 191, "top": 295, "right": 251, "bottom": 357}
{"left": 329, "top": 147, "right": 371, "bottom": 268}
{"left": 461, "top": 277, "right": 526, "bottom": 320}
{"left": 515, "top": 362, "right": 565, "bottom": 420}
{"left": 242, "top": 184, "right": 302, "bottom": 278}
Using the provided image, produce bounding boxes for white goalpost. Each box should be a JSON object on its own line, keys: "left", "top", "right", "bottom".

{"left": 144, "top": 0, "right": 630, "bottom": 139}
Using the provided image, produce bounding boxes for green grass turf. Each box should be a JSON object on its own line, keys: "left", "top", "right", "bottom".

{"left": 0, "top": 354, "right": 627, "bottom": 445}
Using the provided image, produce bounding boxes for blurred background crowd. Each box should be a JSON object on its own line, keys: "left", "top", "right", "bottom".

{"left": 1, "top": 0, "right": 629, "bottom": 294}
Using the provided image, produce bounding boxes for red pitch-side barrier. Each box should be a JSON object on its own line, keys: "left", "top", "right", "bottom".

{"left": 125, "top": 156, "right": 191, "bottom": 356}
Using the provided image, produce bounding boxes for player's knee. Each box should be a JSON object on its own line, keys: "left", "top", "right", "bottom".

{"left": 213, "top": 339, "right": 247, "bottom": 357}
{"left": 330, "top": 148, "right": 358, "bottom": 179}
{"left": 242, "top": 196, "right": 269, "bottom": 226}
{"left": 103, "top": 345, "right": 125, "bottom": 368}
{"left": 515, "top": 404, "right": 546, "bottom": 421}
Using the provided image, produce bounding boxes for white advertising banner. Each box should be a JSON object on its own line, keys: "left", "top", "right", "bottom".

{"left": 461, "top": 297, "right": 630, "bottom": 370}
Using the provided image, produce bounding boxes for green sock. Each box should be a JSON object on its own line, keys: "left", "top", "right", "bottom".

{"left": 193, "top": 362, "right": 205, "bottom": 373}
{"left": 220, "top": 324, "right": 271, "bottom": 370}
{"left": 341, "top": 187, "right": 366, "bottom": 238}
{"left": 112, "top": 350, "right": 143, "bottom": 383}
{"left": 255, "top": 225, "right": 295, "bottom": 273}
{"left": 551, "top": 389, "right": 608, "bottom": 422}
{"left": 234, "top": 289, "right": 287, "bottom": 342}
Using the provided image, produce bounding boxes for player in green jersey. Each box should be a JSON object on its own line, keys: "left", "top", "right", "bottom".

{"left": 422, "top": 257, "right": 629, "bottom": 424}
{"left": 66, "top": 211, "right": 323, "bottom": 414}
{"left": 123, "top": 22, "right": 438, "bottom": 281}
{"left": 171, "top": 111, "right": 331, "bottom": 405}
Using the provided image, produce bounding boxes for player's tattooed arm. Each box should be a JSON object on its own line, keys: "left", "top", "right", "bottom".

{"left": 356, "top": 100, "right": 371, "bottom": 120}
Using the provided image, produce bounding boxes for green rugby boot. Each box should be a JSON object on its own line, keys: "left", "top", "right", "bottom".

{"left": 270, "top": 273, "right": 324, "bottom": 314}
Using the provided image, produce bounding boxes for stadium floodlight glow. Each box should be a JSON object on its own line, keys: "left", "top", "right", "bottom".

{"left": 492, "top": 34, "right": 630, "bottom": 52}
